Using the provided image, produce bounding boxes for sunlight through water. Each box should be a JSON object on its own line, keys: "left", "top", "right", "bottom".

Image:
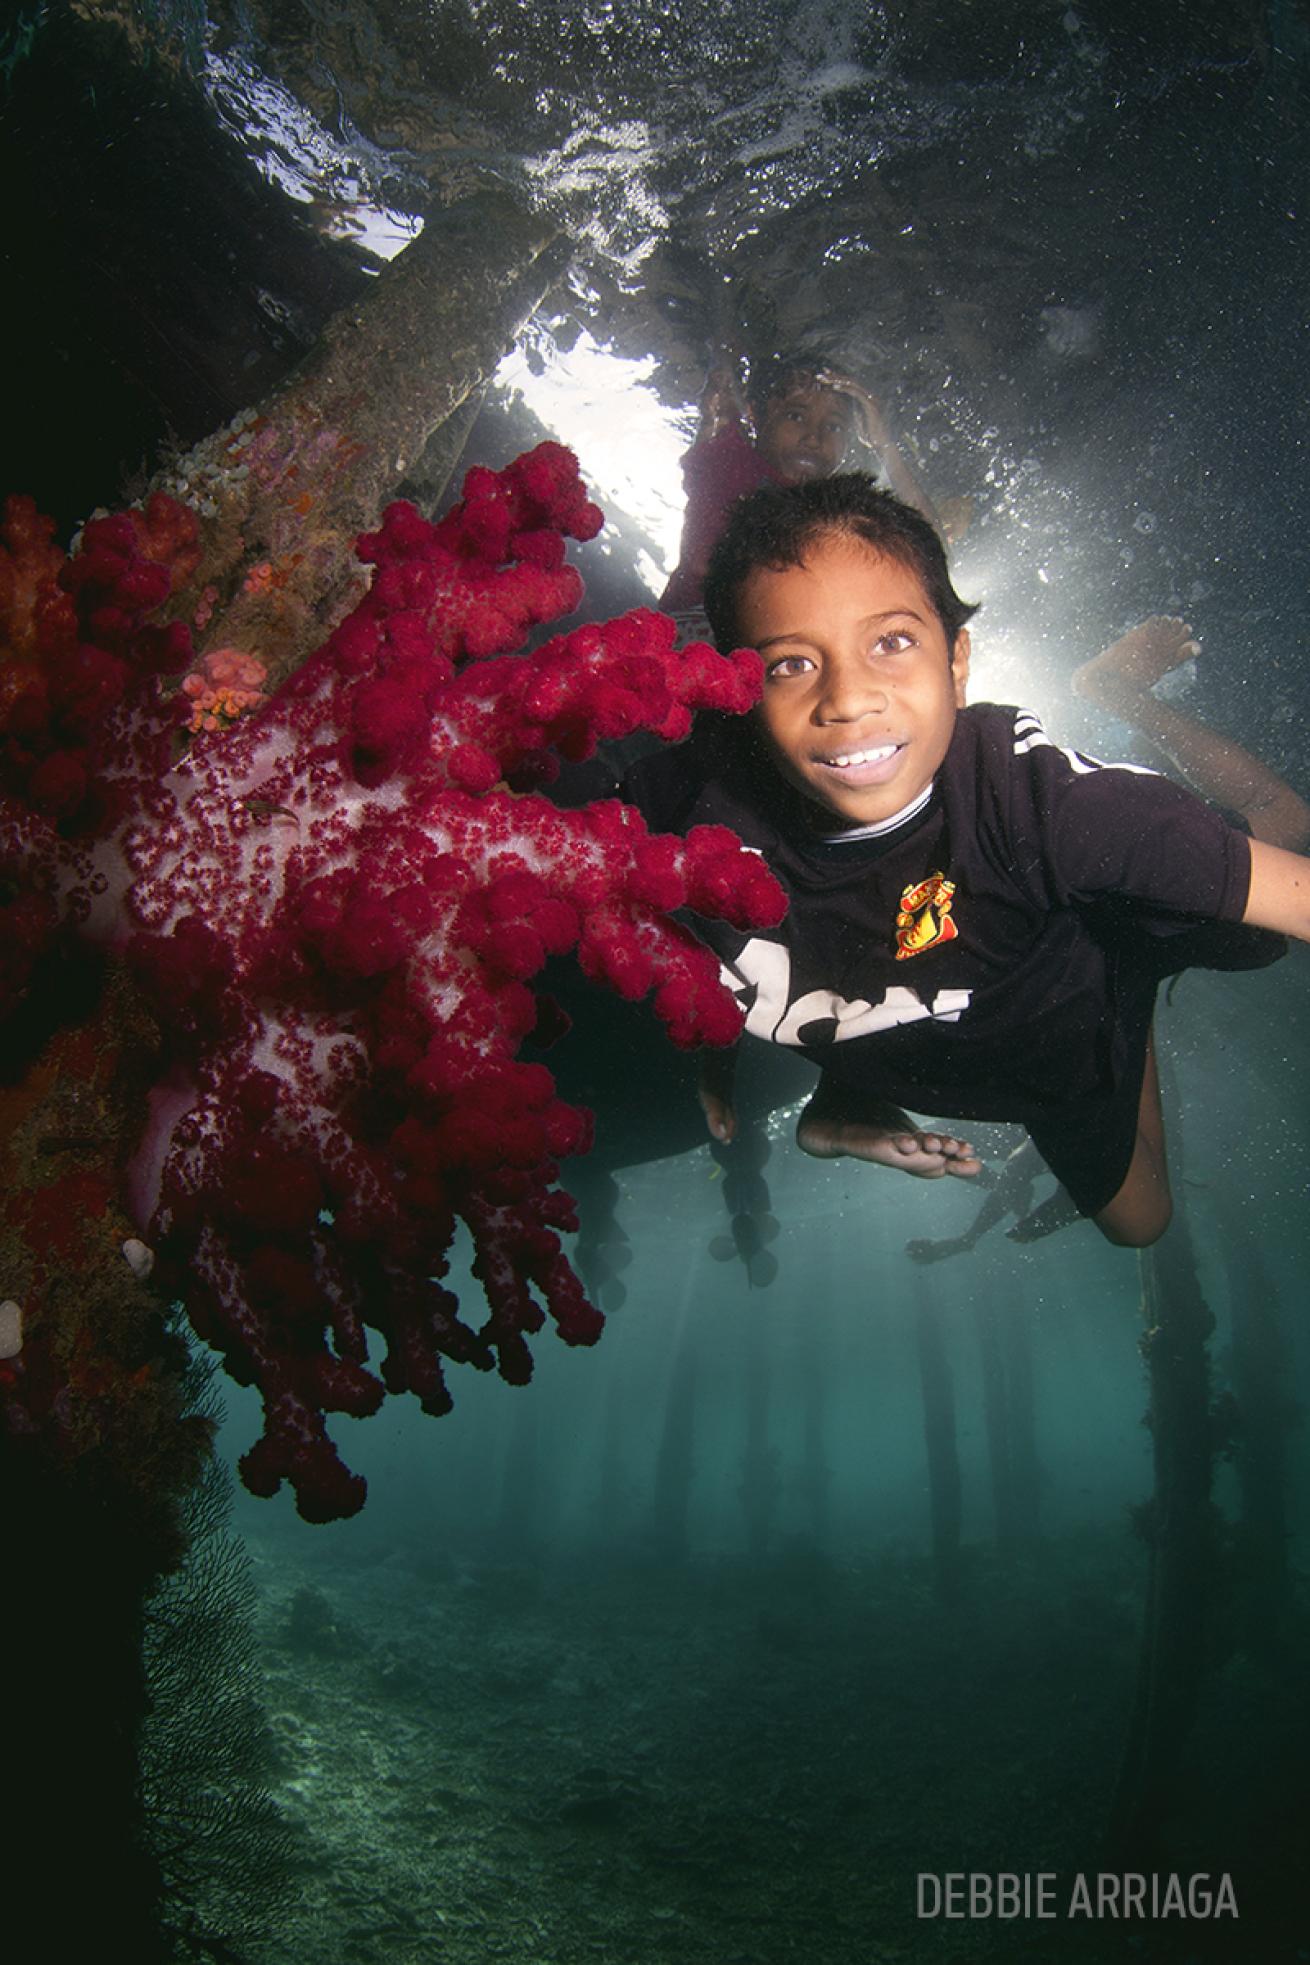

{"left": 496, "top": 330, "right": 690, "bottom": 583}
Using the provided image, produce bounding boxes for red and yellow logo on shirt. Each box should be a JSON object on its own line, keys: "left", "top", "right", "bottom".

{"left": 895, "top": 872, "right": 959, "bottom": 960}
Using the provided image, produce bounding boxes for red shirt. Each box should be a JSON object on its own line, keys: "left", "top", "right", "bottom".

{"left": 658, "top": 420, "right": 781, "bottom": 614}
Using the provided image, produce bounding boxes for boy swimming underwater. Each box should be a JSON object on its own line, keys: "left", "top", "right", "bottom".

{"left": 623, "top": 476, "right": 1310, "bottom": 1248}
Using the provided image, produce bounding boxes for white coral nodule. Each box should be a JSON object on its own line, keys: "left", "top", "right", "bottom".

{"left": 0, "top": 1300, "right": 23, "bottom": 1360}
{"left": 121, "top": 1238, "right": 156, "bottom": 1281}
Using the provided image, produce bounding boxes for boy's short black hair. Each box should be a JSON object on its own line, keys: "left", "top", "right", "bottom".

{"left": 703, "top": 473, "right": 980, "bottom": 652}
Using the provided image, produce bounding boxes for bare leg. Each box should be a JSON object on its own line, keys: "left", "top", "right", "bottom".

{"left": 1093, "top": 1032, "right": 1173, "bottom": 1247}
{"left": 907, "top": 1140, "right": 1040, "bottom": 1262}
{"left": 1007, "top": 1183, "right": 1081, "bottom": 1243}
{"left": 905, "top": 1234, "right": 978, "bottom": 1265}
{"left": 1073, "top": 617, "right": 1310, "bottom": 850}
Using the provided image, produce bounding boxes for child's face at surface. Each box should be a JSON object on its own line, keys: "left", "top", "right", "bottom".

{"left": 738, "top": 532, "right": 971, "bottom": 829}
{"left": 754, "top": 379, "right": 854, "bottom": 483}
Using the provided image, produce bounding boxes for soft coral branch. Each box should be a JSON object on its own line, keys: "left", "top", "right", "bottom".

{"left": 1, "top": 442, "right": 784, "bottom": 1520}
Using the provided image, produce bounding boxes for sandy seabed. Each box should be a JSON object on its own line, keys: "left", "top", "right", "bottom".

{"left": 229, "top": 1521, "right": 1307, "bottom": 1965}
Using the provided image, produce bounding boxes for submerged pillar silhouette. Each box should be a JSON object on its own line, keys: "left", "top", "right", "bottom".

{"left": 153, "top": 185, "right": 568, "bottom": 692}
{"left": 975, "top": 1291, "right": 1040, "bottom": 1548}
{"left": 2, "top": 179, "right": 571, "bottom": 1950}
{"left": 496, "top": 1389, "right": 545, "bottom": 1556}
{"left": 1221, "top": 1222, "right": 1296, "bottom": 1650}
{"left": 396, "top": 384, "right": 490, "bottom": 518}
{"left": 1107, "top": 1207, "right": 1216, "bottom": 1856}
{"left": 7, "top": 1446, "right": 174, "bottom": 1954}
{"left": 1002, "top": 1293, "right": 1040, "bottom": 1543}
{"left": 651, "top": 1276, "right": 701, "bottom": 1561}
{"left": 975, "top": 1296, "right": 1017, "bottom": 1547}
{"left": 595, "top": 1361, "right": 633, "bottom": 1547}
{"left": 796, "top": 1301, "right": 832, "bottom": 1545}
{"left": 913, "top": 1275, "right": 962, "bottom": 1599}
{"left": 739, "top": 1299, "right": 779, "bottom": 1558}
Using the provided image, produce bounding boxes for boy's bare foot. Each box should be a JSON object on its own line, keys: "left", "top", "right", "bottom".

{"left": 1072, "top": 615, "right": 1199, "bottom": 715}
{"left": 796, "top": 1096, "right": 982, "bottom": 1180}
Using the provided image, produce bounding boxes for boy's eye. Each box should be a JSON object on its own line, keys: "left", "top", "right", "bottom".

{"left": 875, "top": 632, "right": 916, "bottom": 655}
{"left": 764, "top": 653, "right": 812, "bottom": 679}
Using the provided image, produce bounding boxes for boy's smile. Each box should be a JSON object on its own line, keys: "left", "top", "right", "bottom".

{"left": 737, "top": 533, "right": 971, "bottom": 828}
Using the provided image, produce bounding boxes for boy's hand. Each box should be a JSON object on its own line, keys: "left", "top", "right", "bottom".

{"left": 698, "top": 1082, "right": 736, "bottom": 1144}
{"left": 796, "top": 1092, "right": 982, "bottom": 1181}
{"left": 698, "top": 1047, "right": 738, "bottom": 1144}
{"left": 1072, "top": 615, "right": 1199, "bottom": 714}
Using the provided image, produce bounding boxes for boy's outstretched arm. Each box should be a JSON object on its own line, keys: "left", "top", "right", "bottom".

{"left": 1243, "top": 840, "right": 1310, "bottom": 942}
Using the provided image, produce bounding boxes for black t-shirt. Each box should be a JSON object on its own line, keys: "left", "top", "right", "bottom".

{"left": 624, "top": 702, "right": 1284, "bottom": 1215}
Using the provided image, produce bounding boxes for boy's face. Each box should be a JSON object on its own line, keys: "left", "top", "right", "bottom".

{"left": 738, "top": 532, "right": 970, "bottom": 829}
{"left": 754, "top": 379, "right": 854, "bottom": 484}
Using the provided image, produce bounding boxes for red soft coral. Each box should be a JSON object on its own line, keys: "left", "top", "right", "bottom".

{"left": 1, "top": 445, "right": 785, "bottom": 1521}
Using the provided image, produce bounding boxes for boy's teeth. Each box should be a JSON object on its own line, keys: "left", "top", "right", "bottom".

{"left": 826, "top": 745, "right": 897, "bottom": 766}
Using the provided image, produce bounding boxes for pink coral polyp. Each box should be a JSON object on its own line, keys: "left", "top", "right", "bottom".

{"left": 1, "top": 442, "right": 785, "bottom": 1520}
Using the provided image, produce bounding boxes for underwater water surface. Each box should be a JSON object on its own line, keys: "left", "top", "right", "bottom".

{"left": 6, "top": 1, "right": 1310, "bottom": 1960}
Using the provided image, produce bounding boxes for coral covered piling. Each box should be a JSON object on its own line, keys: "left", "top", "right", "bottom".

{"left": 1, "top": 442, "right": 784, "bottom": 1520}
